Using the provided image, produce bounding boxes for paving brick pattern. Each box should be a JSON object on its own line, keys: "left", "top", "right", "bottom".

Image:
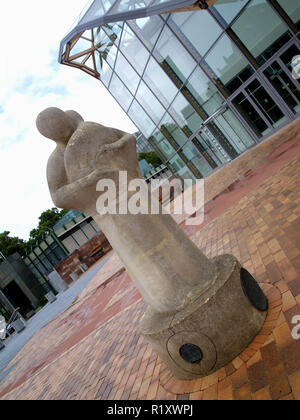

{"left": 0, "top": 138, "right": 299, "bottom": 400}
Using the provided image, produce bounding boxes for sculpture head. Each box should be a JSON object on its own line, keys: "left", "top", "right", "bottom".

{"left": 36, "top": 107, "right": 84, "bottom": 145}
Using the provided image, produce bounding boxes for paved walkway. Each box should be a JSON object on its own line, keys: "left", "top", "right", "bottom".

{"left": 0, "top": 132, "right": 299, "bottom": 400}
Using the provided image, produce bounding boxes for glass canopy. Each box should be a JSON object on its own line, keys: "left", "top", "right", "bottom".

{"left": 59, "top": 0, "right": 217, "bottom": 76}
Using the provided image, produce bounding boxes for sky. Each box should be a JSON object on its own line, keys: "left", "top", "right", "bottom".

{"left": 0, "top": 0, "right": 137, "bottom": 241}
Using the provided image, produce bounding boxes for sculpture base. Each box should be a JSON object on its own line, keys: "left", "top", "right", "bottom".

{"left": 140, "top": 254, "right": 268, "bottom": 380}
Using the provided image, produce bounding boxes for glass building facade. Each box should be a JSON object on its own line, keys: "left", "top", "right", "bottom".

{"left": 59, "top": 0, "right": 300, "bottom": 181}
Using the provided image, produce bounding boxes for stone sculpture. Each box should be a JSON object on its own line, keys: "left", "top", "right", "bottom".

{"left": 37, "top": 107, "right": 268, "bottom": 380}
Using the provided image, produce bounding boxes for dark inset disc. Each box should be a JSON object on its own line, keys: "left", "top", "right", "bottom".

{"left": 179, "top": 343, "right": 203, "bottom": 364}
{"left": 240, "top": 267, "right": 268, "bottom": 311}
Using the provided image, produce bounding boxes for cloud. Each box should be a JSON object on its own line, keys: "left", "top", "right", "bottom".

{"left": 0, "top": 0, "right": 137, "bottom": 240}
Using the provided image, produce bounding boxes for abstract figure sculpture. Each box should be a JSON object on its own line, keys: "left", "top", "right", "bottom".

{"left": 37, "top": 107, "right": 268, "bottom": 380}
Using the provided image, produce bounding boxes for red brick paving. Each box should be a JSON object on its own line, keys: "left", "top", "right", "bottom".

{"left": 0, "top": 133, "right": 299, "bottom": 400}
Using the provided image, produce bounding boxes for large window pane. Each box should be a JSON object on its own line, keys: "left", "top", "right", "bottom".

{"left": 171, "top": 10, "right": 222, "bottom": 57}
{"left": 212, "top": 0, "right": 248, "bottom": 24}
{"left": 96, "top": 57, "right": 112, "bottom": 86}
{"left": 169, "top": 155, "right": 196, "bottom": 182}
{"left": 128, "top": 15, "right": 164, "bottom": 51}
{"left": 108, "top": 0, "right": 152, "bottom": 14}
{"left": 114, "top": 52, "right": 140, "bottom": 94}
{"left": 154, "top": 26, "right": 197, "bottom": 86}
{"left": 169, "top": 92, "right": 203, "bottom": 133}
{"left": 109, "top": 74, "right": 133, "bottom": 111}
{"left": 205, "top": 34, "right": 254, "bottom": 94}
{"left": 119, "top": 24, "right": 150, "bottom": 75}
{"left": 231, "top": 0, "right": 291, "bottom": 65}
{"left": 213, "top": 109, "right": 255, "bottom": 153}
{"left": 128, "top": 100, "right": 155, "bottom": 138}
{"left": 277, "top": 0, "right": 300, "bottom": 27}
{"left": 150, "top": 130, "right": 176, "bottom": 160}
{"left": 135, "top": 81, "right": 165, "bottom": 125}
{"left": 143, "top": 57, "right": 178, "bottom": 107}
{"left": 183, "top": 67, "right": 225, "bottom": 115}
{"left": 159, "top": 114, "right": 188, "bottom": 148}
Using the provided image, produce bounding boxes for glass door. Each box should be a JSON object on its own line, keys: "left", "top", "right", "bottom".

{"left": 231, "top": 77, "right": 289, "bottom": 138}
{"left": 262, "top": 43, "right": 300, "bottom": 116}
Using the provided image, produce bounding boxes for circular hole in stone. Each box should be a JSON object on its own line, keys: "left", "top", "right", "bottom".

{"left": 240, "top": 267, "right": 268, "bottom": 311}
{"left": 179, "top": 343, "right": 203, "bottom": 364}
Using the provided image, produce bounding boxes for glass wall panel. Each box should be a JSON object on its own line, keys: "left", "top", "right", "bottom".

{"left": 119, "top": 24, "right": 150, "bottom": 75}
{"left": 213, "top": 109, "right": 255, "bottom": 153}
{"left": 277, "top": 0, "right": 300, "bottom": 26}
{"left": 171, "top": 10, "right": 222, "bottom": 57}
{"left": 205, "top": 34, "right": 254, "bottom": 95}
{"left": 143, "top": 57, "right": 178, "bottom": 107}
{"left": 154, "top": 26, "right": 197, "bottom": 86}
{"left": 231, "top": 0, "right": 292, "bottom": 65}
{"left": 183, "top": 67, "right": 225, "bottom": 116}
{"left": 128, "top": 15, "right": 164, "bottom": 51}
{"left": 159, "top": 113, "right": 188, "bottom": 147}
{"left": 150, "top": 130, "right": 176, "bottom": 160}
{"left": 128, "top": 100, "right": 156, "bottom": 138}
{"left": 212, "top": 0, "right": 248, "bottom": 24}
{"left": 96, "top": 57, "right": 112, "bottom": 86}
{"left": 182, "top": 144, "right": 213, "bottom": 177}
{"left": 108, "top": 0, "right": 152, "bottom": 14}
{"left": 135, "top": 81, "right": 165, "bottom": 124}
{"left": 114, "top": 52, "right": 140, "bottom": 94}
{"left": 78, "top": 0, "right": 105, "bottom": 25}
{"left": 109, "top": 74, "right": 133, "bottom": 111}
{"left": 169, "top": 92, "right": 203, "bottom": 133}
{"left": 169, "top": 155, "right": 196, "bottom": 182}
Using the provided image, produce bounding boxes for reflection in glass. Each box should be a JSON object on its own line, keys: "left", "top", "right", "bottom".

{"left": 183, "top": 67, "right": 225, "bottom": 116}
{"left": 128, "top": 100, "right": 156, "bottom": 138}
{"left": 135, "top": 81, "right": 165, "bottom": 124}
{"left": 171, "top": 10, "right": 222, "bottom": 57}
{"left": 143, "top": 57, "right": 178, "bottom": 107}
{"left": 182, "top": 144, "right": 213, "bottom": 177}
{"left": 231, "top": 0, "right": 291, "bottom": 65}
{"left": 264, "top": 62, "right": 300, "bottom": 114}
{"left": 128, "top": 15, "right": 164, "bottom": 51}
{"left": 169, "top": 92, "right": 203, "bottom": 132}
{"left": 212, "top": 0, "right": 247, "bottom": 24}
{"left": 277, "top": 0, "right": 300, "bottom": 27}
{"left": 109, "top": 74, "right": 133, "bottom": 111}
{"left": 213, "top": 109, "right": 255, "bottom": 153}
{"left": 232, "top": 92, "right": 269, "bottom": 137}
{"left": 108, "top": 0, "right": 152, "bottom": 14}
{"left": 159, "top": 114, "right": 188, "bottom": 148}
{"left": 97, "top": 57, "right": 112, "bottom": 86}
{"left": 114, "top": 52, "right": 140, "bottom": 94}
{"left": 169, "top": 155, "right": 196, "bottom": 182}
{"left": 119, "top": 24, "right": 150, "bottom": 75}
{"left": 205, "top": 34, "right": 253, "bottom": 95}
{"left": 154, "top": 26, "right": 197, "bottom": 86}
{"left": 245, "top": 79, "right": 287, "bottom": 127}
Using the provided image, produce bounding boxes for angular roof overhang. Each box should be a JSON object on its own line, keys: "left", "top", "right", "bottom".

{"left": 59, "top": 0, "right": 217, "bottom": 78}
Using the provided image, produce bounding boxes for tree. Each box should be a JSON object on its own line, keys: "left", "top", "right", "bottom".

{"left": 0, "top": 231, "right": 26, "bottom": 258}
{"left": 138, "top": 152, "right": 163, "bottom": 168}
{"left": 28, "top": 207, "right": 69, "bottom": 244}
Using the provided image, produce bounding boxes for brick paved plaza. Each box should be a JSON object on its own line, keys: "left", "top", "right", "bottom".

{"left": 0, "top": 120, "right": 299, "bottom": 400}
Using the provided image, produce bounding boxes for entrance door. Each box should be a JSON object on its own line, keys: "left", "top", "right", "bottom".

{"left": 231, "top": 77, "right": 289, "bottom": 138}
{"left": 262, "top": 43, "right": 300, "bottom": 116}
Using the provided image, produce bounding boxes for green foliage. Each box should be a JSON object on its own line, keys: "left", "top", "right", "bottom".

{"left": 138, "top": 152, "right": 162, "bottom": 167}
{"left": 0, "top": 207, "right": 69, "bottom": 258}
{"left": 0, "top": 231, "right": 26, "bottom": 258}
{"left": 28, "top": 207, "right": 68, "bottom": 243}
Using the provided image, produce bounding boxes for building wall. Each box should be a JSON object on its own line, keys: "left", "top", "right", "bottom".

{"left": 0, "top": 253, "right": 46, "bottom": 311}
{"left": 54, "top": 231, "right": 112, "bottom": 284}
{"left": 63, "top": 0, "right": 300, "bottom": 182}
